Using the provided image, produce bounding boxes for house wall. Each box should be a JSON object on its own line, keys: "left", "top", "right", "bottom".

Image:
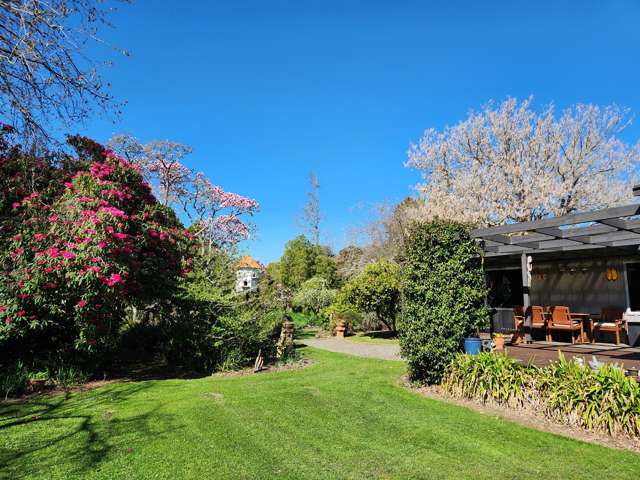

{"left": 529, "top": 257, "right": 627, "bottom": 314}
{"left": 235, "top": 268, "right": 259, "bottom": 292}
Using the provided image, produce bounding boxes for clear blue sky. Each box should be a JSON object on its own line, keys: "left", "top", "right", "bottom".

{"left": 82, "top": 0, "right": 640, "bottom": 264}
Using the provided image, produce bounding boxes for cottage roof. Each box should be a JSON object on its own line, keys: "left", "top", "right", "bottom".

{"left": 237, "top": 255, "right": 262, "bottom": 270}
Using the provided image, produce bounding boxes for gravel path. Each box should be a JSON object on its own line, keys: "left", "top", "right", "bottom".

{"left": 300, "top": 337, "right": 402, "bottom": 361}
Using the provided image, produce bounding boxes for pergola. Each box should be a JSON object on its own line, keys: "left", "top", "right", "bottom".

{"left": 470, "top": 199, "right": 640, "bottom": 342}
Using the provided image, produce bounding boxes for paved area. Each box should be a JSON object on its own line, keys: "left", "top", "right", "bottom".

{"left": 507, "top": 342, "right": 640, "bottom": 371}
{"left": 300, "top": 337, "right": 402, "bottom": 361}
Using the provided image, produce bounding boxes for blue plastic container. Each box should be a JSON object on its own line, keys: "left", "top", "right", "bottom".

{"left": 463, "top": 337, "right": 482, "bottom": 355}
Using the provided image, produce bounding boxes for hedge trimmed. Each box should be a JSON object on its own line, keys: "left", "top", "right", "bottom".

{"left": 399, "top": 220, "right": 489, "bottom": 384}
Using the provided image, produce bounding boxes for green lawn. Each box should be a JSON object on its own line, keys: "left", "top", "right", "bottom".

{"left": 347, "top": 333, "right": 400, "bottom": 346}
{"left": 1, "top": 348, "right": 639, "bottom": 479}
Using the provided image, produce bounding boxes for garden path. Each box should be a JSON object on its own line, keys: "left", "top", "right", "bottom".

{"left": 301, "top": 337, "right": 402, "bottom": 361}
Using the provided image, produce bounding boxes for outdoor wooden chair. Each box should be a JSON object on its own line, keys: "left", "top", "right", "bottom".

{"left": 591, "top": 307, "right": 626, "bottom": 345}
{"left": 513, "top": 305, "right": 547, "bottom": 343}
{"left": 547, "top": 306, "right": 584, "bottom": 344}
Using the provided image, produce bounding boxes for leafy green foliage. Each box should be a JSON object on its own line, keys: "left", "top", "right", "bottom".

{"left": 0, "top": 136, "right": 190, "bottom": 367}
{"left": 341, "top": 259, "right": 401, "bottom": 331}
{"left": 292, "top": 276, "right": 337, "bottom": 315}
{"left": 444, "top": 352, "right": 640, "bottom": 437}
{"left": 0, "top": 361, "right": 28, "bottom": 400}
{"left": 158, "top": 247, "right": 282, "bottom": 372}
{"left": 399, "top": 220, "right": 489, "bottom": 384}
{"left": 277, "top": 235, "right": 338, "bottom": 289}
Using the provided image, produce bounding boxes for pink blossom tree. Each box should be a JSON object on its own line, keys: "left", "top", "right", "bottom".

{"left": 108, "top": 134, "right": 259, "bottom": 248}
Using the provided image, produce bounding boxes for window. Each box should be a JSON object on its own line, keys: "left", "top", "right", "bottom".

{"left": 486, "top": 269, "right": 523, "bottom": 308}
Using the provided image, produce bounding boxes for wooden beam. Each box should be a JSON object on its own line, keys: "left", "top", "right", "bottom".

{"left": 471, "top": 204, "right": 640, "bottom": 237}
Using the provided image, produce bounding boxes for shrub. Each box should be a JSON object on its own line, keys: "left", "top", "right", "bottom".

{"left": 49, "top": 364, "right": 88, "bottom": 390}
{"left": 292, "top": 276, "right": 337, "bottom": 315}
{"left": 321, "top": 291, "right": 361, "bottom": 334}
{"left": 443, "top": 352, "right": 529, "bottom": 406}
{"left": 399, "top": 220, "right": 489, "bottom": 384}
{"left": 0, "top": 137, "right": 190, "bottom": 365}
{"left": 0, "top": 361, "right": 29, "bottom": 400}
{"left": 341, "top": 259, "right": 401, "bottom": 332}
{"left": 443, "top": 352, "right": 640, "bottom": 437}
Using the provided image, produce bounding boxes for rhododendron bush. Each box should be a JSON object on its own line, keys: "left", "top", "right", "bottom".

{"left": 0, "top": 135, "right": 191, "bottom": 359}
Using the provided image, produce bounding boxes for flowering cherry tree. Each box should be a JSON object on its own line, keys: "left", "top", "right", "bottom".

{"left": 407, "top": 97, "right": 640, "bottom": 226}
{"left": 108, "top": 134, "right": 258, "bottom": 248}
{"left": 0, "top": 137, "right": 191, "bottom": 353}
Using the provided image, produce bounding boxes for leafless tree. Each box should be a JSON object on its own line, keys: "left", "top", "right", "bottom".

{"left": 299, "top": 171, "right": 322, "bottom": 245}
{"left": 407, "top": 97, "right": 640, "bottom": 226}
{"left": 0, "top": 0, "right": 128, "bottom": 143}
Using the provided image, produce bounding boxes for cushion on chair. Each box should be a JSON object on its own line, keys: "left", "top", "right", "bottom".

{"left": 549, "top": 323, "right": 581, "bottom": 329}
{"left": 593, "top": 322, "right": 618, "bottom": 328}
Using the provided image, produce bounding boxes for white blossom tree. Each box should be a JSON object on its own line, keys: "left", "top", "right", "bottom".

{"left": 407, "top": 97, "right": 640, "bottom": 226}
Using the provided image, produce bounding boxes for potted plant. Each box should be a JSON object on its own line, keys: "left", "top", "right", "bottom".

{"left": 493, "top": 333, "right": 505, "bottom": 351}
{"left": 28, "top": 371, "right": 48, "bottom": 391}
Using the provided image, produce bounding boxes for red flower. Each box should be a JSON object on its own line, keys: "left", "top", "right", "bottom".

{"left": 5, "top": 317, "right": 13, "bottom": 325}
{"left": 77, "top": 300, "right": 87, "bottom": 308}
{"left": 0, "top": 306, "right": 6, "bottom": 312}
{"left": 104, "top": 273, "right": 123, "bottom": 287}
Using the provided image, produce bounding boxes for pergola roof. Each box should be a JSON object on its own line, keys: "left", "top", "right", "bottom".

{"left": 471, "top": 203, "right": 640, "bottom": 257}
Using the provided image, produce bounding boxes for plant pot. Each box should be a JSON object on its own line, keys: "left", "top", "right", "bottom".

{"left": 493, "top": 336, "right": 505, "bottom": 351}
{"left": 29, "top": 379, "right": 47, "bottom": 391}
{"left": 282, "top": 321, "right": 295, "bottom": 341}
{"left": 463, "top": 337, "right": 482, "bottom": 355}
{"left": 335, "top": 320, "right": 347, "bottom": 339}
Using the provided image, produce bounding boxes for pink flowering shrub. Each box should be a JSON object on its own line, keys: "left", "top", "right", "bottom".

{"left": 0, "top": 136, "right": 191, "bottom": 356}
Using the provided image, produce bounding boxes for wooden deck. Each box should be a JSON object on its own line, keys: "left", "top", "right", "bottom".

{"left": 505, "top": 342, "right": 640, "bottom": 371}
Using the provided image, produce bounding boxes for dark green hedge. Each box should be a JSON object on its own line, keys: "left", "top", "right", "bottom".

{"left": 399, "top": 220, "right": 489, "bottom": 384}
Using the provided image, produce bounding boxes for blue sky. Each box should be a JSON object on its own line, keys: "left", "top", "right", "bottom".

{"left": 81, "top": 0, "right": 640, "bottom": 263}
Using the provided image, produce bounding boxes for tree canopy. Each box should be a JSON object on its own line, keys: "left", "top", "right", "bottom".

{"left": 407, "top": 97, "right": 640, "bottom": 226}
{"left": 276, "top": 235, "right": 338, "bottom": 289}
{"left": 341, "top": 259, "right": 401, "bottom": 332}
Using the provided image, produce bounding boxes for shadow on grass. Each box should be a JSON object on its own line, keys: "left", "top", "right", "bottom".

{"left": 352, "top": 330, "right": 398, "bottom": 340}
{"left": 0, "top": 381, "right": 181, "bottom": 478}
{"left": 295, "top": 329, "right": 319, "bottom": 340}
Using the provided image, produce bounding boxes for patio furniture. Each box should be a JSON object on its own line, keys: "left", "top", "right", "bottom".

{"left": 547, "top": 306, "right": 584, "bottom": 344}
{"left": 513, "top": 305, "right": 548, "bottom": 343}
{"left": 591, "top": 307, "right": 626, "bottom": 345}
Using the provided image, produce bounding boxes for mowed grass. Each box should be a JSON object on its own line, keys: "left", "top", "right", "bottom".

{"left": 347, "top": 333, "right": 400, "bottom": 346}
{"left": 1, "top": 348, "right": 640, "bottom": 479}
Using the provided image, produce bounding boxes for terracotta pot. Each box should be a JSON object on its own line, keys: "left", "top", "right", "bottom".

{"left": 493, "top": 336, "right": 505, "bottom": 351}
{"left": 335, "top": 320, "right": 347, "bottom": 338}
{"left": 29, "top": 379, "right": 47, "bottom": 391}
{"left": 282, "top": 321, "right": 295, "bottom": 341}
